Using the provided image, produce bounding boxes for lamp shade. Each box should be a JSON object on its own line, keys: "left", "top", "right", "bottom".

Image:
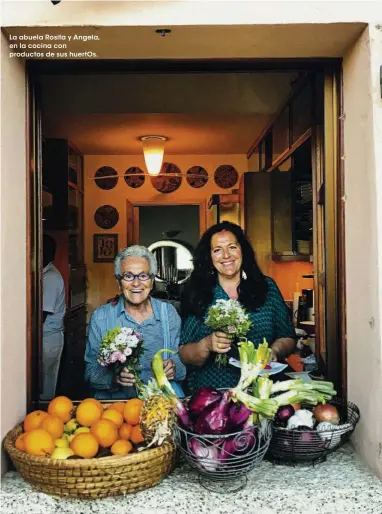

{"left": 141, "top": 136, "right": 167, "bottom": 176}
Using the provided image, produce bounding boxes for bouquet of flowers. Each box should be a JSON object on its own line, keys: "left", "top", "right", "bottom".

{"left": 205, "top": 299, "right": 252, "bottom": 367}
{"left": 98, "top": 326, "right": 145, "bottom": 392}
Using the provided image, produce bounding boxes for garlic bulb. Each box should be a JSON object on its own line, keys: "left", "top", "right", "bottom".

{"left": 316, "top": 421, "right": 352, "bottom": 449}
{"left": 287, "top": 409, "right": 314, "bottom": 429}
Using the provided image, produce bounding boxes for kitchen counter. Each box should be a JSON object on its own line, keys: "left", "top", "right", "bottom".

{"left": 1, "top": 444, "right": 381, "bottom": 514}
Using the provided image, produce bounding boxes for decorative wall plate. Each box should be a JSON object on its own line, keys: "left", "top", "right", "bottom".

{"left": 186, "top": 166, "right": 209, "bottom": 188}
{"left": 94, "top": 166, "right": 118, "bottom": 190}
{"left": 124, "top": 167, "right": 145, "bottom": 189}
{"left": 94, "top": 205, "right": 119, "bottom": 229}
{"left": 214, "top": 165, "right": 239, "bottom": 189}
{"left": 150, "top": 162, "right": 182, "bottom": 194}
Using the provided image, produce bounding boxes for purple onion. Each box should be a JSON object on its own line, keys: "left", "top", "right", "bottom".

{"left": 194, "top": 391, "right": 231, "bottom": 435}
{"left": 174, "top": 401, "right": 192, "bottom": 430}
{"left": 189, "top": 439, "right": 219, "bottom": 472}
{"left": 228, "top": 402, "right": 252, "bottom": 430}
{"left": 276, "top": 405, "right": 295, "bottom": 424}
{"left": 219, "top": 429, "right": 256, "bottom": 461}
{"left": 188, "top": 388, "right": 222, "bottom": 417}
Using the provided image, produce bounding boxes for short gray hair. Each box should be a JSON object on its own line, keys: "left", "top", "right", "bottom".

{"left": 114, "top": 245, "right": 157, "bottom": 277}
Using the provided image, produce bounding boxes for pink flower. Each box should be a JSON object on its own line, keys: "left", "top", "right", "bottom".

{"left": 118, "top": 352, "right": 127, "bottom": 363}
{"left": 109, "top": 351, "right": 121, "bottom": 363}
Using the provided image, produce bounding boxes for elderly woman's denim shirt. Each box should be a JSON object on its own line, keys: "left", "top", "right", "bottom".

{"left": 85, "top": 295, "right": 186, "bottom": 399}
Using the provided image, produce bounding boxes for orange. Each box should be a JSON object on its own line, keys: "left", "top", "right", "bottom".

{"left": 76, "top": 400, "right": 103, "bottom": 427}
{"left": 15, "top": 433, "right": 27, "bottom": 452}
{"left": 102, "top": 408, "right": 124, "bottom": 428}
{"left": 111, "top": 439, "right": 133, "bottom": 456}
{"left": 90, "top": 419, "right": 118, "bottom": 448}
{"left": 48, "top": 396, "right": 73, "bottom": 423}
{"left": 119, "top": 423, "right": 133, "bottom": 441}
{"left": 123, "top": 399, "right": 143, "bottom": 426}
{"left": 24, "top": 428, "right": 55, "bottom": 457}
{"left": 130, "top": 425, "right": 144, "bottom": 445}
{"left": 70, "top": 432, "right": 99, "bottom": 459}
{"left": 23, "top": 410, "right": 48, "bottom": 432}
{"left": 41, "top": 414, "right": 64, "bottom": 440}
{"left": 82, "top": 398, "right": 104, "bottom": 415}
{"left": 111, "top": 402, "right": 126, "bottom": 414}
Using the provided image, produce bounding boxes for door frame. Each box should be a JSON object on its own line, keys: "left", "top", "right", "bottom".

{"left": 26, "top": 58, "right": 344, "bottom": 411}
{"left": 127, "top": 199, "right": 207, "bottom": 245}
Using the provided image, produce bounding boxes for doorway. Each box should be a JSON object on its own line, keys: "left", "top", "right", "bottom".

{"left": 134, "top": 204, "right": 199, "bottom": 306}
{"left": 26, "top": 59, "right": 344, "bottom": 408}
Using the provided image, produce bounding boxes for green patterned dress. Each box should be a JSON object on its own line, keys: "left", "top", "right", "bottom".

{"left": 180, "top": 277, "right": 296, "bottom": 394}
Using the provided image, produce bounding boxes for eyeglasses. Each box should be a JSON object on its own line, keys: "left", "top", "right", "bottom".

{"left": 117, "top": 272, "right": 154, "bottom": 282}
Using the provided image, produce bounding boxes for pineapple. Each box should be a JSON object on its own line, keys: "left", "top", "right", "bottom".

{"left": 139, "top": 379, "right": 175, "bottom": 448}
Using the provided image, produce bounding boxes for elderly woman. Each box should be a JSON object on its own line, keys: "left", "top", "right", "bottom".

{"left": 85, "top": 245, "right": 186, "bottom": 399}
{"left": 179, "top": 221, "right": 296, "bottom": 394}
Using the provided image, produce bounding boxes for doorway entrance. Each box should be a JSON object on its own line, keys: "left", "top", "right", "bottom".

{"left": 26, "top": 59, "right": 344, "bottom": 407}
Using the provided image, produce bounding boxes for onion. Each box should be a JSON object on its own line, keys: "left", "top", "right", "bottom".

{"left": 188, "top": 388, "right": 222, "bottom": 417}
{"left": 313, "top": 404, "right": 340, "bottom": 425}
{"left": 276, "top": 405, "right": 295, "bottom": 423}
{"left": 219, "top": 429, "right": 256, "bottom": 461}
{"left": 189, "top": 439, "right": 220, "bottom": 472}
{"left": 194, "top": 391, "right": 231, "bottom": 435}
{"left": 228, "top": 402, "right": 252, "bottom": 430}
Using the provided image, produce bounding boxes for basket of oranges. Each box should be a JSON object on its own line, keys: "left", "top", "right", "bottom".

{"left": 4, "top": 396, "right": 175, "bottom": 499}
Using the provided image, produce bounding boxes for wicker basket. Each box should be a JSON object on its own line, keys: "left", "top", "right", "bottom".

{"left": 4, "top": 405, "right": 176, "bottom": 498}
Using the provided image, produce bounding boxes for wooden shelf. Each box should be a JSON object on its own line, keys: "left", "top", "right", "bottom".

{"left": 272, "top": 253, "right": 312, "bottom": 262}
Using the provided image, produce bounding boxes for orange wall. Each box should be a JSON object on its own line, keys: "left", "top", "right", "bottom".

{"left": 268, "top": 261, "right": 314, "bottom": 301}
{"left": 84, "top": 154, "right": 247, "bottom": 314}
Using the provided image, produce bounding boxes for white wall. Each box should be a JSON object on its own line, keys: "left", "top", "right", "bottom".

{"left": 0, "top": 33, "right": 27, "bottom": 473}
{"left": 343, "top": 25, "right": 382, "bottom": 478}
{"left": 2, "top": 1, "right": 379, "bottom": 27}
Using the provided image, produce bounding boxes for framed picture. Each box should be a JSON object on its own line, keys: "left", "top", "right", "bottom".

{"left": 93, "top": 233, "right": 118, "bottom": 263}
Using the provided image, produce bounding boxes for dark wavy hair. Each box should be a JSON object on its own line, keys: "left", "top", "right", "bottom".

{"left": 181, "top": 221, "right": 268, "bottom": 318}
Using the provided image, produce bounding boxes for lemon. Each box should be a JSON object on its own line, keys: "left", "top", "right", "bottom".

{"left": 51, "top": 447, "right": 75, "bottom": 460}
{"left": 64, "top": 419, "right": 79, "bottom": 434}
{"left": 55, "top": 438, "right": 69, "bottom": 448}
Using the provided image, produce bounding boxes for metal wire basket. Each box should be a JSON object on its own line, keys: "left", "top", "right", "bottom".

{"left": 173, "top": 421, "right": 272, "bottom": 492}
{"left": 267, "top": 398, "right": 360, "bottom": 465}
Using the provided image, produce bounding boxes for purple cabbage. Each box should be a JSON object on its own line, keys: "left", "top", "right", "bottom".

{"left": 194, "top": 391, "right": 231, "bottom": 435}
{"left": 188, "top": 388, "right": 222, "bottom": 417}
{"left": 228, "top": 402, "right": 252, "bottom": 430}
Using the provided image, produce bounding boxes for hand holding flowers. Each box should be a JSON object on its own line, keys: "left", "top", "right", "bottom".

{"left": 98, "top": 326, "right": 145, "bottom": 393}
{"left": 205, "top": 299, "right": 252, "bottom": 367}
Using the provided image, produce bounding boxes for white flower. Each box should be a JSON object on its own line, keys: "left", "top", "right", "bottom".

{"left": 123, "top": 347, "right": 133, "bottom": 357}
{"left": 127, "top": 335, "right": 139, "bottom": 348}
{"left": 115, "top": 333, "right": 128, "bottom": 345}
{"left": 121, "top": 327, "right": 134, "bottom": 336}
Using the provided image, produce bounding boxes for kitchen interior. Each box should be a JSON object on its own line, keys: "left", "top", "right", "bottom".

{"left": 39, "top": 69, "right": 318, "bottom": 401}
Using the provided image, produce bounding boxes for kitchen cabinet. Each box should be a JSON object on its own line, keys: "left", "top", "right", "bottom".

{"left": 291, "top": 79, "right": 313, "bottom": 144}
{"left": 239, "top": 172, "right": 272, "bottom": 275}
{"left": 271, "top": 139, "right": 313, "bottom": 261}
{"left": 43, "top": 139, "right": 84, "bottom": 264}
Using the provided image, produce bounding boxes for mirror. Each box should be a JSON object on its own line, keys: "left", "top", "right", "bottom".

{"left": 148, "top": 240, "right": 193, "bottom": 285}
